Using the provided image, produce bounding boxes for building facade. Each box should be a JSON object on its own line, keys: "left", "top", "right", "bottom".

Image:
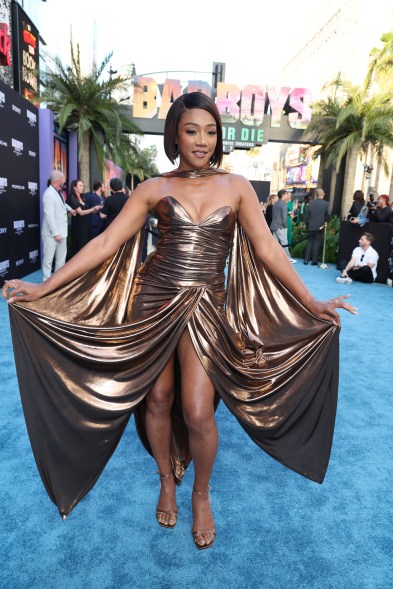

{"left": 281, "top": 0, "right": 393, "bottom": 210}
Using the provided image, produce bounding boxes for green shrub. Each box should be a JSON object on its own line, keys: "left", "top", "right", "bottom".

{"left": 290, "top": 215, "right": 340, "bottom": 264}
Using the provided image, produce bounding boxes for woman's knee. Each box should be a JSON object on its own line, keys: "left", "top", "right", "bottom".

{"left": 183, "top": 405, "right": 215, "bottom": 437}
{"left": 146, "top": 385, "right": 174, "bottom": 416}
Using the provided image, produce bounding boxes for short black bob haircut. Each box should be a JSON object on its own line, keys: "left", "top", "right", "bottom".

{"left": 164, "top": 92, "right": 223, "bottom": 168}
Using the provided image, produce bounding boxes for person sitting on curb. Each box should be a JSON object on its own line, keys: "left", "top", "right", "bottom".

{"left": 336, "top": 232, "right": 379, "bottom": 284}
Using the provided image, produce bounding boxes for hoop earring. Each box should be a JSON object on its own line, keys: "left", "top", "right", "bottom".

{"left": 174, "top": 144, "right": 179, "bottom": 158}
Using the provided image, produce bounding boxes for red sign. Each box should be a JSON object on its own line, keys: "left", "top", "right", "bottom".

{"left": 0, "top": 23, "right": 11, "bottom": 67}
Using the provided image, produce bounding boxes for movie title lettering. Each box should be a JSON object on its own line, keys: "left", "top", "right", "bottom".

{"left": 133, "top": 77, "right": 313, "bottom": 130}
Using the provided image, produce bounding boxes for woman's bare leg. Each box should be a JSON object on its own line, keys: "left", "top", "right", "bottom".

{"left": 144, "top": 353, "right": 177, "bottom": 526}
{"left": 177, "top": 329, "right": 218, "bottom": 547}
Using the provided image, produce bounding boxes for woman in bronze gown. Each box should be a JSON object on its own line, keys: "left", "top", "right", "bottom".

{"left": 2, "top": 93, "right": 356, "bottom": 551}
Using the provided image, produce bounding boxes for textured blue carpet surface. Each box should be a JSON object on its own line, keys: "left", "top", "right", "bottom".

{"left": 0, "top": 262, "right": 392, "bottom": 589}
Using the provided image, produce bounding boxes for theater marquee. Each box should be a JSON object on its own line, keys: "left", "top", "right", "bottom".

{"left": 11, "top": 2, "right": 39, "bottom": 106}
{"left": 130, "top": 77, "right": 313, "bottom": 149}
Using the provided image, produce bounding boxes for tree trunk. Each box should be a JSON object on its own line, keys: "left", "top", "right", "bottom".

{"left": 390, "top": 169, "right": 393, "bottom": 198}
{"left": 79, "top": 132, "right": 90, "bottom": 190}
{"left": 329, "top": 167, "right": 337, "bottom": 209}
{"left": 317, "top": 152, "right": 327, "bottom": 188}
{"left": 341, "top": 144, "right": 360, "bottom": 217}
{"left": 374, "top": 159, "right": 381, "bottom": 193}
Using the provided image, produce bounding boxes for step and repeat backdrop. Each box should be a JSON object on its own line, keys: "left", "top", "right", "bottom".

{"left": 0, "top": 78, "right": 40, "bottom": 281}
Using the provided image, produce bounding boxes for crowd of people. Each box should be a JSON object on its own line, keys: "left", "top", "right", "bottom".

{"left": 41, "top": 172, "right": 131, "bottom": 281}
{"left": 44, "top": 169, "right": 393, "bottom": 286}
{"left": 261, "top": 188, "right": 330, "bottom": 266}
{"left": 261, "top": 186, "right": 393, "bottom": 283}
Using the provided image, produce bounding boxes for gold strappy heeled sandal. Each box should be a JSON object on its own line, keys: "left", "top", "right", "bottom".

{"left": 192, "top": 486, "right": 216, "bottom": 550}
{"left": 156, "top": 471, "right": 178, "bottom": 529}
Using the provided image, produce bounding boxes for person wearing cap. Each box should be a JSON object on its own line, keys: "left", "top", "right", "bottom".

{"left": 99, "top": 178, "right": 129, "bottom": 227}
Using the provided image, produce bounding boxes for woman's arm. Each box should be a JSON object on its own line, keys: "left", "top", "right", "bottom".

{"left": 235, "top": 176, "right": 357, "bottom": 323}
{"left": 2, "top": 182, "right": 154, "bottom": 303}
{"left": 75, "top": 205, "right": 101, "bottom": 216}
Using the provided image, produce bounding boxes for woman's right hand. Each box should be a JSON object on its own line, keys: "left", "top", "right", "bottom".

{"left": 2, "top": 279, "right": 46, "bottom": 304}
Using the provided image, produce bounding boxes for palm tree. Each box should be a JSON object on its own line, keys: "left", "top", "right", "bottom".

{"left": 127, "top": 145, "right": 160, "bottom": 191}
{"left": 365, "top": 31, "right": 393, "bottom": 194}
{"left": 304, "top": 85, "right": 343, "bottom": 190}
{"left": 365, "top": 31, "right": 393, "bottom": 92}
{"left": 40, "top": 44, "right": 142, "bottom": 189}
{"left": 305, "top": 78, "right": 393, "bottom": 214}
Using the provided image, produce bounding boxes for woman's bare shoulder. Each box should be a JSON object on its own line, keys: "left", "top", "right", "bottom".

{"left": 131, "top": 176, "right": 167, "bottom": 200}
{"left": 135, "top": 176, "right": 166, "bottom": 191}
{"left": 224, "top": 172, "right": 256, "bottom": 195}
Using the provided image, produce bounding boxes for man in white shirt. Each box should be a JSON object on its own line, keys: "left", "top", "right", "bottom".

{"left": 41, "top": 170, "right": 76, "bottom": 281}
{"left": 336, "top": 232, "right": 379, "bottom": 284}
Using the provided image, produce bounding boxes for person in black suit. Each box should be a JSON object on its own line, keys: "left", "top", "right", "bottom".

{"left": 85, "top": 181, "right": 105, "bottom": 239}
{"left": 99, "top": 178, "right": 128, "bottom": 228}
{"left": 304, "top": 189, "right": 331, "bottom": 265}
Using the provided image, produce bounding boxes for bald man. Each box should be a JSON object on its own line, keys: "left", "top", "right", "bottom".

{"left": 303, "top": 188, "right": 331, "bottom": 266}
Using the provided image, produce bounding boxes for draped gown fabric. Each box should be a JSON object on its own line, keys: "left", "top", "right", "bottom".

{"left": 8, "top": 189, "right": 340, "bottom": 518}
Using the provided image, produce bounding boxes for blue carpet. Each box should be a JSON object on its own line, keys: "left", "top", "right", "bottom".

{"left": 0, "top": 262, "right": 392, "bottom": 589}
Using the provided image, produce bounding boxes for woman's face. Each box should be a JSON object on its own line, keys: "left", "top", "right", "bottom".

{"left": 378, "top": 196, "right": 387, "bottom": 208}
{"left": 176, "top": 108, "right": 217, "bottom": 170}
{"left": 75, "top": 181, "right": 84, "bottom": 195}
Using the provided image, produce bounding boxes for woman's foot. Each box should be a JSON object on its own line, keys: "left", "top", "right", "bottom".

{"left": 156, "top": 471, "right": 178, "bottom": 528}
{"left": 191, "top": 486, "right": 216, "bottom": 550}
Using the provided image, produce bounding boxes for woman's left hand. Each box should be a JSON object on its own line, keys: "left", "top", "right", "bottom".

{"left": 307, "top": 295, "right": 357, "bottom": 326}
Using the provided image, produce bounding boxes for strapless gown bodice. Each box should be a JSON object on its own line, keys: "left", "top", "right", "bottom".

{"left": 136, "top": 196, "right": 236, "bottom": 290}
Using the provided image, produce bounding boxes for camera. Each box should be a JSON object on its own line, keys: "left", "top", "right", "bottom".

{"left": 366, "top": 195, "right": 375, "bottom": 208}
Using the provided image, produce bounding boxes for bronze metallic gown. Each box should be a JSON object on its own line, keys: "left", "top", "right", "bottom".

{"left": 8, "top": 193, "right": 339, "bottom": 518}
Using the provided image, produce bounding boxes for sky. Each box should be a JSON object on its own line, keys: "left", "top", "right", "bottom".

{"left": 37, "top": 0, "right": 323, "bottom": 88}
{"left": 30, "top": 0, "right": 326, "bottom": 171}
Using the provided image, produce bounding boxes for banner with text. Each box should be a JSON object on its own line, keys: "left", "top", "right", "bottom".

{"left": 129, "top": 77, "right": 313, "bottom": 149}
{"left": 0, "top": 78, "right": 39, "bottom": 280}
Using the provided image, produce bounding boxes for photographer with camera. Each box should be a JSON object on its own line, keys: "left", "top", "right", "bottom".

{"left": 367, "top": 194, "right": 393, "bottom": 224}
{"left": 336, "top": 232, "right": 379, "bottom": 284}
